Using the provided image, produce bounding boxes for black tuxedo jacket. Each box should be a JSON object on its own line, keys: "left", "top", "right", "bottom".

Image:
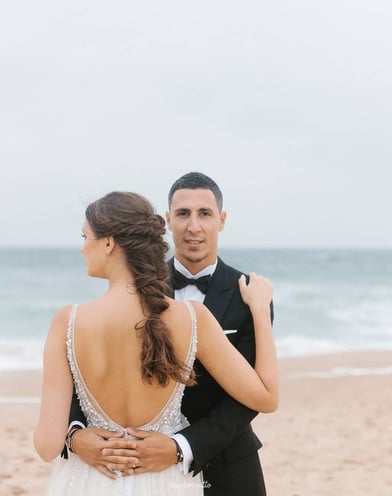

{"left": 169, "top": 257, "right": 273, "bottom": 481}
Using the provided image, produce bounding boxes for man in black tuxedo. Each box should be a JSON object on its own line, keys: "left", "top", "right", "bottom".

{"left": 67, "top": 172, "right": 273, "bottom": 495}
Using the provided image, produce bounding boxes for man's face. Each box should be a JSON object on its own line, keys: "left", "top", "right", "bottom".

{"left": 166, "top": 188, "right": 226, "bottom": 274}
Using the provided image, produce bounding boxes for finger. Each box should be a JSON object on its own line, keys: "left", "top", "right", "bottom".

{"left": 102, "top": 455, "right": 139, "bottom": 467}
{"left": 96, "top": 429, "right": 125, "bottom": 440}
{"left": 102, "top": 448, "right": 138, "bottom": 457}
{"left": 94, "top": 464, "right": 118, "bottom": 480}
{"left": 123, "top": 466, "right": 147, "bottom": 476}
{"left": 107, "top": 461, "right": 138, "bottom": 472}
{"left": 121, "top": 468, "right": 137, "bottom": 477}
{"left": 238, "top": 274, "right": 246, "bottom": 289}
{"left": 126, "top": 427, "right": 149, "bottom": 439}
{"left": 102, "top": 439, "right": 137, "bottom": 450}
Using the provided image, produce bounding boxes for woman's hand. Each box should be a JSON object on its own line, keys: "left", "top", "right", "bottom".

{"left": 238, "top": 272, "right": 273, "bottom": 312}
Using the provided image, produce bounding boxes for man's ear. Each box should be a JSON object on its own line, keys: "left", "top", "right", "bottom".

{"left": 218, "top": 211, "right": 227, "bottom": 231}
{"left": 165, "top": 211, "right": 172, "bottom": 231}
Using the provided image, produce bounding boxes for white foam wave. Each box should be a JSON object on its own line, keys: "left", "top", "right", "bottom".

{"left": 276, "top": 335, "right": 343, "bottom": 357}
{"left": 276, "top": 334, "right": 392, "bottom": 358}
{"left": 1, "top": 335, "right": 391, "bottom": 372}
{"left": 0, "top": 339, "right": 44, "bottom": 371}
{"left": 289, "top": 366, "right": 392, "bottom": 379}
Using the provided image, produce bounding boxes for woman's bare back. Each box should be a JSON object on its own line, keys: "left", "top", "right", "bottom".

{"left": 71, "top": 295, "right": 195, "bottom": 429}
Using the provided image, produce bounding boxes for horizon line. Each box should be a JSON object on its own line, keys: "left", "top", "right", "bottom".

{"left": 0, "top": 245, "right": 391, "bottom": 251}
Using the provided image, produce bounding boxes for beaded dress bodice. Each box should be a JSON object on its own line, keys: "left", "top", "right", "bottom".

{"left": 66, "top": 302, "right": 197, "bottom": 436}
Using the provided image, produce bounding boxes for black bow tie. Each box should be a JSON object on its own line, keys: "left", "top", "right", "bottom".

{"left": 172, "top": 269, "right": 212, "bottom": 294}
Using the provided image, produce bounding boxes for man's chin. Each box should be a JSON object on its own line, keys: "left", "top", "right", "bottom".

{"left": 183, "top": 252, "right": 207, "bottom": 265}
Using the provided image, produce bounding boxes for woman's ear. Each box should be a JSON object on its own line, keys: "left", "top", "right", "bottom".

{"left": 105, "top": 236, "right": 115, "bottom": 254}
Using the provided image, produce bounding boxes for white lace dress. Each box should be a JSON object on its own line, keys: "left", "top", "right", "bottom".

{"left": 46, "top": 303, "right": 203, "bottom": 496}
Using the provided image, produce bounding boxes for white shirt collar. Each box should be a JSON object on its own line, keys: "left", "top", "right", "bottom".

{"left": 173, "top": 258, "right": 217, "bottom": 279}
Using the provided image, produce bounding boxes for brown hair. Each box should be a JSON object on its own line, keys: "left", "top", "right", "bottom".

{"left": 85, "top": 191, "right": 194, "bottom": 387}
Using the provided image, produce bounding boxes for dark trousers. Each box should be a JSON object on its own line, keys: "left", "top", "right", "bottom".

{"left": 203, "top": 452, "right": 266, "bottom": 496}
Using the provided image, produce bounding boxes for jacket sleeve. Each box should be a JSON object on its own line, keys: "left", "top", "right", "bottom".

{"left": 179, "top": 301, "right": 274, "bottom": 475}
{"left": 61, "top": 387, "right": 87, "bottom": 458}
{"left": 68, "top": 386, "right": 87, "bottom": 424}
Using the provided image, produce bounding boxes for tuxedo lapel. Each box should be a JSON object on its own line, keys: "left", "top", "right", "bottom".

{"left": 203, "top": 258, "right": 235, "bottom": 322}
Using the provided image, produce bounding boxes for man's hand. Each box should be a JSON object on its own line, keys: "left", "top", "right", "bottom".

{"left": 71, "top": 428, "right": 139, "bottom": 479}
{"left": 118, "top": 428, "right": 177, "bottom": 476}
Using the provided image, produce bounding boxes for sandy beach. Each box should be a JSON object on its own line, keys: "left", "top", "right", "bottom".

{"left": 1, "top": 350, "right": 391, "bottom": 496}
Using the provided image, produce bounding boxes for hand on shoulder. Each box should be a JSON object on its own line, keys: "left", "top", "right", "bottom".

{"left": 238, "top": 272, "right": 273, "bottom": 312}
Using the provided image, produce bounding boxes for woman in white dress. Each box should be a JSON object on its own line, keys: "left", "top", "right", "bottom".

{"left": 34, "top": 191, "right": 278, "bottom": 496}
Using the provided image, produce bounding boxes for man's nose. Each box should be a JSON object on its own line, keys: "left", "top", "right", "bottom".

{"left": 187, "top": 215, "right": 201, "bottom": 232}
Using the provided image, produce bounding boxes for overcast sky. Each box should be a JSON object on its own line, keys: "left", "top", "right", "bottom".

{"left": 1, "top": 1, "right": 391, "bottom": 249}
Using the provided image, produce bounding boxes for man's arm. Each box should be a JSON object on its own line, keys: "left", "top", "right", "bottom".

{"left": 61, "top": 387, "right": 87, "bottom": 458}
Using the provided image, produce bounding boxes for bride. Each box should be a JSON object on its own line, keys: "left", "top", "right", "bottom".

{"left": 34, "top": 191, "right": 278, "bottom": 495}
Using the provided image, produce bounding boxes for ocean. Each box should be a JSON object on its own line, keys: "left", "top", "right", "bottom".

{"left": 1, "top": 247, "right": 391, "bottom": 371}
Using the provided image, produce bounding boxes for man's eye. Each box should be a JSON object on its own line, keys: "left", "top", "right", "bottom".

{"left": 81, "top": 233, "right": 87, "bottom": 240}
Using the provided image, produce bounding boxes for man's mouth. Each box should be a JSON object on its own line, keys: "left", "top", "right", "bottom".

{"left": 185, "top": 239, "right": 203, "bottom": 245}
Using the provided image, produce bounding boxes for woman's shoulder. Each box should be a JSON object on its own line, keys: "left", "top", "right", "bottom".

{"left": 167, "top": 300, "right": 217, "bottom": 334}
{"left": 51, "top": 304, "right": 73, "bottom": 325}
{"left": 46, "top": 305, "right": 74, "bottom": 342}
{"left": 165, "top": 297, "right": 206, "bottom": 315}
{"left": 162, "top": 298, "right": 203, "bottom": 328}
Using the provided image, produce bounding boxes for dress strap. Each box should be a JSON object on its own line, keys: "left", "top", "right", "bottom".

{"left": 183, "top": 301, "right": 198, "bottom": 367}
{"left": 66, "top": 304, "right": 78, "bottom": 362}
{"left": 67, "top": 304, "right": 78, "bottom": 337}
{"left": 70, "top": 304, "right": 78, "bottom": 324}
{"left": 184, "top": 300, "right": 196, "bottom": 329}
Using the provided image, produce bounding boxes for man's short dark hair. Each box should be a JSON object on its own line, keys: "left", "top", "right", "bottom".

{"left": 168, "top": 172, "right": 223, "bottom": 211}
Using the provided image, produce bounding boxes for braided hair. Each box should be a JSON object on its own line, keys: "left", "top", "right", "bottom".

{"left": 85, "top": 191, "right": 195, "bottom": 387}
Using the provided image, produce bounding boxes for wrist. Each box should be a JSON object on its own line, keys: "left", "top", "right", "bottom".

{"left": 172, "top": 438, "right": 184, "bottom": 464}
{"left": 249, "top": 303, "right": 271, "bottom": 317}
{"left": 65, "top": 426, "right": 82, "bottom": 454}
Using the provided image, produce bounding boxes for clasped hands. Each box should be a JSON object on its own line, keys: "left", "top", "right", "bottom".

{"left": 71, "top": 427, "right": 178, "bottom": 479}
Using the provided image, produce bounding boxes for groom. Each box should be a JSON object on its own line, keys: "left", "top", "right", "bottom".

{"left": 67, "top": 172, "right": 274, "bottom": 495}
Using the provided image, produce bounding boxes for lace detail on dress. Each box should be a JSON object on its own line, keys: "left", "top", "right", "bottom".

{"left": 66, "top": 302, "right": 197, "bottom": 436}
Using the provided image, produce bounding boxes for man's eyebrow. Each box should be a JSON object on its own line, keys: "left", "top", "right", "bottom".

{"left": 174, "top": 207, "right": 190, "bottom": 212}
{"left": 173, "top": 207, "right": 214, "bottom": 213}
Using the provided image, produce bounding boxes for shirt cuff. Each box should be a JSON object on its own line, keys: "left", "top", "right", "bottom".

{"left": 172, "top": 433, "right": 194, "bottom": 474}
{"left": 67, "top": 420, "right": 86, "bottom": 435}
